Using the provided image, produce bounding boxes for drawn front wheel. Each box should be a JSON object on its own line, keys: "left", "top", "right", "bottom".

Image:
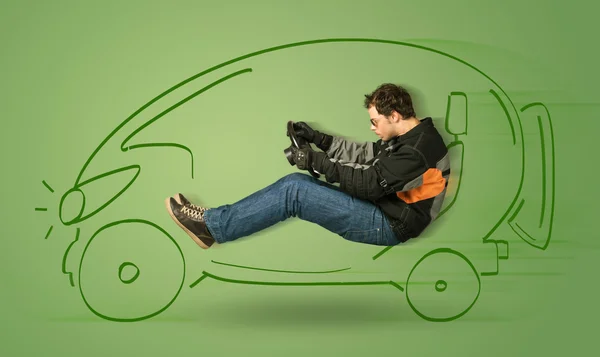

{"left": 406, "top": 248, "right": 480, "bottom": 322}
{"left": 78, "top": 220, "right": 186, "bottom": 322}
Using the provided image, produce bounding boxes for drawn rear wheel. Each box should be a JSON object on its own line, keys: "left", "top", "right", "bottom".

{"left": 406, "top": 248, "right": 480, "bottom": 322}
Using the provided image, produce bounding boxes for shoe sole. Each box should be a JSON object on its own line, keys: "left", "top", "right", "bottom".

{"left": 165, "top": 197, "right": 210, "bottom": 249}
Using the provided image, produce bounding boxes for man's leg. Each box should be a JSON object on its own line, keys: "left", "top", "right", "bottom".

{"left": 202, "top": 172, "right": 400, "bottom": 246}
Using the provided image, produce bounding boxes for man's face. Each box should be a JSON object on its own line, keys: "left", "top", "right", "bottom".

{"left": 368, "top": 106, "right": 396, "bottom": 141}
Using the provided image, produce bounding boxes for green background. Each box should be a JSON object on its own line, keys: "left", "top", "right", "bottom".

{"left": 1, "top": 0, "right": 598, "bottom": 356}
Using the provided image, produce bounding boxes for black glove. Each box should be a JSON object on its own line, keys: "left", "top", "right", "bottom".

{"left": 291, "top": 146, "right": 315, "bottom": 171}
{"left": 291, "top": 146, "right": 336, "bottom": 180}
{"left": 292, "top": 122, "right": 333, "bottom": 152}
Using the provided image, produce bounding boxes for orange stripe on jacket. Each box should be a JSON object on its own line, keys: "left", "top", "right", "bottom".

{"left": 396, "top": 168, "right": 446, "bottom": 204}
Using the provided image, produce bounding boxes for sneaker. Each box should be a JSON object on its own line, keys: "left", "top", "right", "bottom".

{"left": 174, "top": 193, "right": 204, "bottom": 212}
{"left": 165, "top": 197, "right": 215, "bottom": 249}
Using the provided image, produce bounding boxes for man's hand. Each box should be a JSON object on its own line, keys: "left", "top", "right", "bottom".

{"left": 291, "top": 146, "right": 314, "bottom": 171}
{"left": 292, "top": 121, "right": 317, "bottom": 142}
{"left": 289, "top": 121, "right": 333, "bottom": 152}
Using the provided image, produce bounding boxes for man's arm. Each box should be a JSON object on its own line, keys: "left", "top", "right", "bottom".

{"left": 325, "top": 136, "right": 380, "bottom": 164}
{"left": 312, "top": 147, "right": 427, "bottom": 201}
{"left": 292, "top": 122, "right": 379, "bottom": 164}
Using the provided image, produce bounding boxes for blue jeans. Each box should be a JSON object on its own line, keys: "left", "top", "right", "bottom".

{"left": 202, "top": 173, "right": 400, "bottom": 246}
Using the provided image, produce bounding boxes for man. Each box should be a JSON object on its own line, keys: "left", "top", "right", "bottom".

{"left": 165, "top": 83, "right": 450, "bottom": 249}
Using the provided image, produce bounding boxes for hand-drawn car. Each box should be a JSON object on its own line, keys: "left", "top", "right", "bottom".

{"left": 44, "top": 38, "right": 554, "bottom": 322}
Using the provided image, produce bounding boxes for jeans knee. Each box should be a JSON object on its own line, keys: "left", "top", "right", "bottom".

{"left": 281, "top": 172, "right": 313, "bottom": 185}
{"left": 277, "top": 173, "right": 317, "bottom": 202}
{"left": 278, "top": 173, "right": 313, "bottom": 217}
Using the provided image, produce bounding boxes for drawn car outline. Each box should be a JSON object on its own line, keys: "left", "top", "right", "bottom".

{"left": 40, "top": 38, "right": 554, "bottom": 322}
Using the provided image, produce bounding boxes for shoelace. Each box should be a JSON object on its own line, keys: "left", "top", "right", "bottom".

{"left": 181, "top": 205, "right": 206, "bottom": 221}
{"left": 185, "top": 202, "right": 206, "bottom": 212}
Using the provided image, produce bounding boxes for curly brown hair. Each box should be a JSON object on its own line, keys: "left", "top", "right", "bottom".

{"left": 363, "top": 83, "right": 416, "bottom": 119}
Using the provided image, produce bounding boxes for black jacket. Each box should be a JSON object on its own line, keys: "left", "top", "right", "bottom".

{"left": 312, "top": 117, "right": 450, "bottom": 242}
